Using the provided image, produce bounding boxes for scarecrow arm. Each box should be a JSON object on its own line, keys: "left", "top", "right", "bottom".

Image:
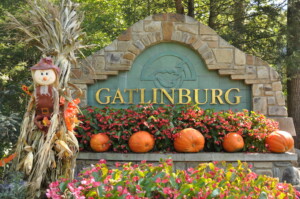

{"left": 24, "top": 95, "right": 35, "bottom": 117}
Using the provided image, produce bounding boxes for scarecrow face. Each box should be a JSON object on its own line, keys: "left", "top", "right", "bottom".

{"left": 33, "top": 69, "right": 57, "bottom": 86}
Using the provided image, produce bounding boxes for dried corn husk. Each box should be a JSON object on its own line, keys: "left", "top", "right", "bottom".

{"left": 24, "top": 145, "right": 33, "bottom": 152}
{"left": 23, "top": 152, "right": 33, "bottom": 175}
{"left": 49, "top": 150, "right": 56, "bottom": 169}
{"left": 55, "top": 140, "right": 73, "bottom": 158}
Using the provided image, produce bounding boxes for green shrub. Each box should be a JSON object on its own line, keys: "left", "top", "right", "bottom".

{"left": 75, "top": 104, "right": 279, "bottom": 152}
{"left": 46, "top": 159, "right": 299, "bottom": 198}
{"left": 0, "top": 113, "right": 21, "bottom": 157}
{"left": 0, "top": 171, "right": 26, "bottom": 199}
{"left": 0, "top": 112, "right": 21, "bottom": 176}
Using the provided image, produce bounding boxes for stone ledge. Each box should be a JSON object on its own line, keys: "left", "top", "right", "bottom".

{"left": 78, "top": 152, "right": 297, "bottom": 162}
{"left": 269, "top": 117, "right": 296, "bottom": 136}
{"left": 70, "top": 79, "right": 95, "bottom": 84}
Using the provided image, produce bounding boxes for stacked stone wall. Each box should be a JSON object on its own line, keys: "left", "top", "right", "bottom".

{"left": 71, "top": 13, "right": 287, "bottom": 118}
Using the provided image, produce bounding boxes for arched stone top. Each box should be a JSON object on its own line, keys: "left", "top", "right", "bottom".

{"left": 71, "top": 13, "right": 287, "bottom": 117}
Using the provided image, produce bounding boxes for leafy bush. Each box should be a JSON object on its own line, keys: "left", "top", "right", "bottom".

{"left": 46, "top": 159, "right": 299, "bottom": 198}
{"left": 0, "top": 171, "right": 26, "bottom": 199}
{"left": 0, "top": 112, "right": 21, "bottom": 176}
{"left": 75, "top": 104, "right": 278, "bottom": 152}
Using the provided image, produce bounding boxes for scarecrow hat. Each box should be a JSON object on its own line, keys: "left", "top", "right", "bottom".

{"left": 30, "top": 57, "right": 60, "bottom": 74}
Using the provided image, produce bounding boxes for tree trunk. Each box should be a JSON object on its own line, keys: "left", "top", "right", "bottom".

{"left": 287, "top": 76, "right": 300, "bottom": 147}
{"left": 187, "top": 0, "right": 194, "bottom": 18}
{"left": 287, "top": 0, "right": 300, "bottom": 147}
{"left": 147, "top": 0, "right": 151, "bottom": 16}
{"left": 208, "top": 0, "right": 218, "bottom": 29}
{"left": 232, "top": 0, "right": 246, "bottom": 49}
{"left": 174, "top": 0, "right": 184, "bottom": 14}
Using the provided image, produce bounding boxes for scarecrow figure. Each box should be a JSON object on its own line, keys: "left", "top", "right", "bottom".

{"left": 30, "top": 57, "right": 60, "bottom": 132}
{"left": 8, "top": 1, "right": 83, "bottom": 197}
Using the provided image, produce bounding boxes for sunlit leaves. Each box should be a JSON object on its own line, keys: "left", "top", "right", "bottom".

{"left": 47, "top": 159, "right": 298, "bottom": 198}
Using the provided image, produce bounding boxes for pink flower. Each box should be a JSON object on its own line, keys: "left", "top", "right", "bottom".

{"left": 186, "top": 177, "right": 193, "bottom": 183}
{"left": 46, "top": 189, "right": 62, "bottom": 199}
{"left": 46, "top": 181, "right": 63, "bottom": 199}
{"left": 99, "top": 159, "right": 106, "bottom": 164}
{"left": 105, "top": 185, "right": 113, "bottom": 192}
{"left": 117, "top": 186, "right": 123, "bottom": 193}
{"left": 166, "top": 158, "right": 173, "bottom": 166}
{"left": 49, "top": 181, "right": 60, "bottom": 188}
{"left": 276, "top": 183, "right": 288, "bottom": 190}
{"left": 141, "top": 160, "right": 147, "bottom": 164}
{"left": 81, "top": 180, "right": 87, "bottom": 185}
{"left": 187, "top": 167, "right": 194, "bottom": 173}
{"left": 103, "top": 178, "right": 109, "bottom": 184}
{"left": 92, "top": 181, "right": 101, "bottom": 187}
{"left": 246, "top": 172, "right": 257, "bottom": 180}
{"left": 133, "top": 164, "right": 139, "bottom": 168}
{"left": 254, "top": 187, "right": 261, "bottom": 192}
{"left": 163, "top": 187, "right": 172, "bottom": 195}
{"left": 155, "top": 178, "right": 161, "bottom": 183}
{"left": 122, "top": 187, "right": 129, "bottom": 195}
{"left": 67, "top": 183, "right": 75, "bottom": 192}
{"left": 132, "top": 176, "right": 139, "bottom": 182}
{"left": 69, "top": 186, "right": 85, "bottom": 199}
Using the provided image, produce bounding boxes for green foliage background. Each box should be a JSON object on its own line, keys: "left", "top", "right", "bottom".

{"left": 0, "top": 0, "right": 288, "bottom": 158}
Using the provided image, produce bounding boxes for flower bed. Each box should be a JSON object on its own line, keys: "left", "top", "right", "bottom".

{"left": 47, "top": 158, "right": 299, "bottom": 198}
{"left": 75, "top": 105, "right": 278, "bottom": 153}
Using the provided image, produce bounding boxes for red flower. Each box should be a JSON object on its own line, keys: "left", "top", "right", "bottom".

{"left": 98, "top": 159, "right": 106, "bottom": 164}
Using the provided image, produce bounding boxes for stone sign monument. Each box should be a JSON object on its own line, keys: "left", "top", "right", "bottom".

{"left": 70, "top": 13, "right": 295, "bottom": 135}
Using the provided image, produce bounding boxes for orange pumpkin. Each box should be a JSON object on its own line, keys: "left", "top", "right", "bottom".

{"left": 129, "top": 131, "right": 155, "bottom": 153}
{"left": 222, "top": 133, "right": 244, "bottom": 152}
{"left": 174, "top": 128, "right": 205, "bottom": 152}
{"left": 90, "top": 133, "right": 111, "bottom": 152}
{"left": 266, "top": 131, "right": 294, "bottom": 153}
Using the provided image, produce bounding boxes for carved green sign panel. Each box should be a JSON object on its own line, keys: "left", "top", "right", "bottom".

{"left": 88, "top": 43, "right": 252, "bottom": 111}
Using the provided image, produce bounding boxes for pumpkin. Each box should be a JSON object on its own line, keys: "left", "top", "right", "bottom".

{"left": 222, "top": 133, "right": 244, "bottom": 152}
{"left": 90, "top": 133, "right": 111, "bottom": 152}
{"left": 174, "top": 128, "right": 205, "bottom": 152}
{"left": 266, "top": 131, "right": 294, "bottom": 153}
{"left": 129, "top": 131, "right": 155, "bottom": 153}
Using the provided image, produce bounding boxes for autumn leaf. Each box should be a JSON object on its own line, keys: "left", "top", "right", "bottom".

{"left": 42, "top": 117, "right": 51, "bottom": 126}
{"left": 21, "top": 85, "right": 32, "bottom": 96}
